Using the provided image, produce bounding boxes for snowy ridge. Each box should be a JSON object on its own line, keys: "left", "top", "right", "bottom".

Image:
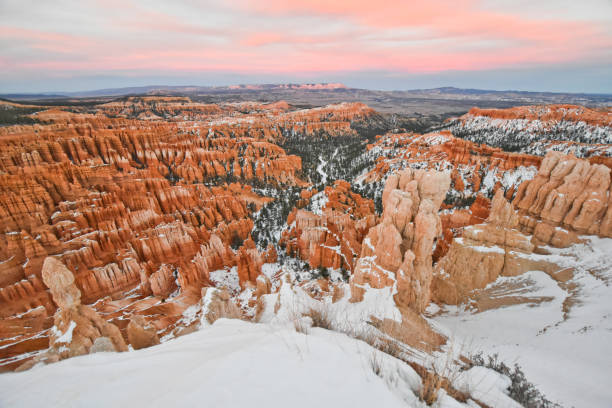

{"left": 445, "top": 115, "right": 612, "bottom": 157}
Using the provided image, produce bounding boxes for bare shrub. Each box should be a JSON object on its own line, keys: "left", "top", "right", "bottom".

{"left": 303, "top": 307, "right": 333, "bottom": 330}
{"left": 469, "top": 352, "right": 560, "bottom": 408}
{"left": 293, "top": 317, "right": 309, "bottom": 334}
{"left": 369, "top": 351, "right": 383, "bottom": 378}
{"left": 419, "top": 369, "right": 444, "bottom": 405}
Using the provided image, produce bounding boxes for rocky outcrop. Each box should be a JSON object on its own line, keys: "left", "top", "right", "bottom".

{"left": 514, "top": 151, "right": 612, "bottom": 246}
{"left": 236, "top": 238, "right": 263, "bottom": 289}
{"left": 43, "top": 257, "right": 127, "bottom": 355}
{"left": 360, "top": 131, "right": 541, "bottom": 218}
{"left": 280, "top": 181, "right": 377, "bottom": 272}
{"left": 16, "top": 257, "right": 128, "bottom": 370}
{"left": 127, "top": 315, "right": 160, "bottom": 350}
{"left": 200, "top": 287, "right": 242, "bottom": 324}
{"left": 464, "top": 105, "right": 612, "bottom": 128}
{"left": 359, "top": 130, "right": 540, "bottom": 264}
{"left": 350, "top": 168, "right": 450, "bottom": 312}
{"left": 435, "top": 195, "right": 491, "bottom": 262}
{"left": 432, "top": 190, "right": 558, "bottom": 305}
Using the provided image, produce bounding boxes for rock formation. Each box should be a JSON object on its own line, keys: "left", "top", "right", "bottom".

{"left": 0, "top": 98, "right": 377, "bottom": 369}
{"left": 42, "top": 257, "right": 127, "bottom": 356}
{"left": 514, "top": 151, "right": 612, "bottom": 246}
{"left": 200, "top": 287, "right": 242, "bottom": 325}
{"left": 15, "top": 257, "right": 128, "bottom": 370}
{"left": 280, "top": 181, "right": 377, "bottom": 272}
{"left": 361, "top": 131, "right": 541, "bottom": 192}
{"left": 350, "top": 168, "right": 450, "bottom": 312}
{"left": 432, "top": 190, "right": 558, "bottom": 305}
{"left": 434, "top": 194, "right": 491, "bottom": 262}
{"left": 127, "top": 315, "right": 160, "bottom": 350}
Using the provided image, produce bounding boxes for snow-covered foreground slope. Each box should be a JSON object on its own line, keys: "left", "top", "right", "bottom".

{"left": 432, "top": 237, "right": 612, "bottom": 408}
{"left": 0, "top": 297, "right": 524, "bottom": 408}
{"left": 0, "top": 319, "right": 410, "bottom": 408}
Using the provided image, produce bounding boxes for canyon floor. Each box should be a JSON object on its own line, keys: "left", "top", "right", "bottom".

{"left": 0, "top": 94, "right": 611, "bottom": 407}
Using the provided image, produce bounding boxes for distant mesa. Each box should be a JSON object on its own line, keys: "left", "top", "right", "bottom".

{"left": 227, "top": 83, "right": 347, "bottom": 90}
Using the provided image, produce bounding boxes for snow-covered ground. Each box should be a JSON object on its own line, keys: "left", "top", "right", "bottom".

{"left": 0, "top": 279, "right": 524, "bottom": 408}
{"left": 432, "top": 236, "right": 612, "bottom": 408}
{"left": 0, "top": 319, "right": 415, "bottom": 408}
{"left": 316, "top": 147, "right": 339, "bottom": 185}
{"left": 0, "top": 313, "right": 523, "bottom": 408}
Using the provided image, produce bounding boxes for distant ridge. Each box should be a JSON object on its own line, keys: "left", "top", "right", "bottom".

{"left": 2, "top": 84, "right": 611, "bottom": 101}
{"left": 1, "top": 84, "right": 610, "bottom": 113}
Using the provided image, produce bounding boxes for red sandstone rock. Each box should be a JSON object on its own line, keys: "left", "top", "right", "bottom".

{"left": 15, "top": 257, "right": 128, "bottom": 371}
{"left": 127, "top": 315, "right": 160, "bottom": 350}
{"left": 280, "top": 181, "right": 377, "bottom": 273}
{"left": 464, "top": 105, "right": 612, "bottom": 128}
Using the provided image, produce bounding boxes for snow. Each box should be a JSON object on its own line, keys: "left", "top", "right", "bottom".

{"left": 51, "top": 321, "right": 76, "bottom": 344}
{"left": 209, "top": 266, "right": 240, "bottom": 294}
{"left": 433, "top": 236, "right": 612, "bottom": 408}
{"left": 454, "top": 237, "right": 505, "bottom": 254}
{"left": 454, "top": 367, "right": 521, "bottom": 408}
{"left": 308, "top": 191, "right": 329, "bottom": 215}
{"left": 481, "top": 168, "right": 497, "bottom": 193}
{"left": 500, "top": 166, "right": 538, "bottom": 190}
{"left": 445, "top": 115, "right": 612, "bottom": 157}
{"left": 315, "top": 148, "right": 339, "bottom": 185}
{"left": 316, "top": 154, "right": 328, "bottom": 184}
{"left": 0, "top": 319, "right": 421, "bottom": 408}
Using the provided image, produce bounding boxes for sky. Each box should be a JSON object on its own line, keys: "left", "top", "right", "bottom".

{"left": 1, "top": 0, "right": 611, "bottom": 94}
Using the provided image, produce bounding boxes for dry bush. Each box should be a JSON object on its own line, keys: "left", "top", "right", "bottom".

{"left": 369, "top": 351, "right": 383, "bottom": 378}
{"left": 253, "top": 296, "right": 266, "bottom": 323}
{"left": 292, "top": 314, "right": 309, "bottom": 334}
{"left": 419, "top": 369, "right": 444, "bottom": 405}
{"left": 469, "top": 352, "right": 559, "bottom": 408}
{"left": 303, "top": 307, "right": 333, "bottom": 330}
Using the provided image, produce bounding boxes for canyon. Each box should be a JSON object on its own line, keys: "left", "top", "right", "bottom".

{"left": 0, "top": 97, "right": 611, "bottom": 407}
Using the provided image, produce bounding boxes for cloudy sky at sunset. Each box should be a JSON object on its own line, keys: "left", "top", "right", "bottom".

{"left": 1, "top": 0, "right": 611, "bottom": 93}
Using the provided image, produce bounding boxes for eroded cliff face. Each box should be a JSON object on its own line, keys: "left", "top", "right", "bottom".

{"left": 0, "top": 98, "right": 377, "bottom": 370}
{"left": 361, "top": 131, "right": 541, "bottom": 196}
{"left": 350, "top": 168, "right": 451, "bottom": 313}
{"left": 2, "top": 97, "right": 610, "bottom": 374}
{"left": 16, "top": 257, "right": 128, "bottom": 371}
{"left": 359, "top": 131, "right": 540, "bottom": 261}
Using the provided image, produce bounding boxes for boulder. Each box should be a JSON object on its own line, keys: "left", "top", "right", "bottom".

{"left": 127, "top": 315, "right": 160, "bottom": 350}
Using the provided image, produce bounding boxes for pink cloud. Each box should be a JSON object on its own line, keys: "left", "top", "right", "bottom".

{"left": 0, "top": 0, "right": 610, "bottom": 79}
{"left": 235, "top": 0, "right": 610, "bottom": 50}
